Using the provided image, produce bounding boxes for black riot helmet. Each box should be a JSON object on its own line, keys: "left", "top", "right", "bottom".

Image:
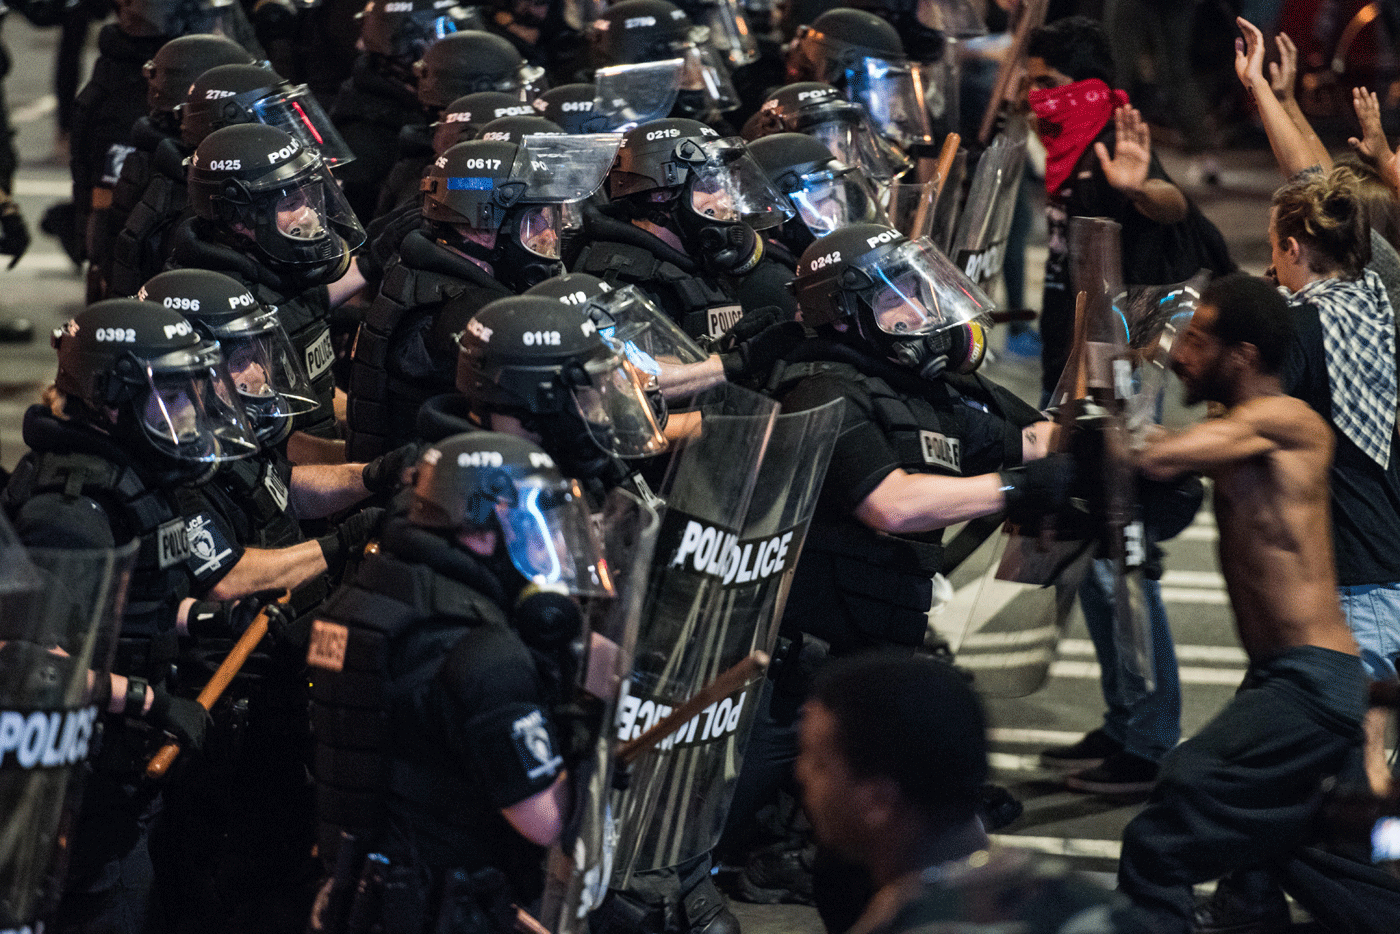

{"left": 180, "top": 64, "right": 355, "bottom": 165}
{"left": 432, "top": 92, "right": 536, "bottom": 154}
{"left": 533, "top": 84, "right": 610, "bottom": 134}
{"left": 748, "top": 132, "right": 883, "bottom": 255}
{"left": 52, "top": 299, "right": 260, "bottom": 478}
{"left": 410, "top": 432, "right": 614, "bottom": 596}
{"left": 591, "top": 0, "right": 739, "bottom": 121}
{"left": 143, "top": 34, "right": 256, "bottom": 129}
{"left": 607, "top": 118, "right": 793, "bottom": 275}
{"left": 414, "top": 30, "right": 544, "bottom": 112}
{"left": 743, "top": 81, "right": 902, "bottom": 187}
{"left": 456, "top": 295, "right": 669, "bottom": 478}
{"left": 592, "top": 0, "right": 694, "bottom": 65}
{"left": 787, "top": 9, "right": 935, "bottom": 150}
{"left": 117, "top": 0, "right": 246, "bottom": 38}
{"left": 358, "top": 0, "right": 484, "bottom": 74}
{"left": 794, "top": 223, "right": 991, "bottom": 378}
{"left": 421, "top": 138, "right": 594, "bottom": 287}
{"left": 136, "top": 269, "right": 317, "bottom": 445}
{"left": 475, "top": 115, "right": 565, "bottom": 144}
{"left": 189, "top": 124, "right": 368, "bottom": 285}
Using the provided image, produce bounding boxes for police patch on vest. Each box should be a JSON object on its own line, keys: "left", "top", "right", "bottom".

{"left": 0, "top": 706, "right": 99, "bottom": 771}
{"left": 307, "top": 619, "right": 348, "bottom": 672}
{"left": 263, "top": 464, "right": 290, "bottom": 513}
{"left": 511, "top": 709, "right": 562, "bottom": 780}
{"left": 101, "top": 143, "right": 137, "bottom": 187}
{"left": 919, "top": 430, "right": 961, "bottom": 472}
{"left": 157, "top": 517, "right": 192, "bottom": 569}
{"left": 185, "top": 513, "right": 236, "bottom": 581}
{"left": 304, "top": 328, "right": 335, "bottom": 380}
{"left": 706, "top": 305, "right": 743, "bottom": 340}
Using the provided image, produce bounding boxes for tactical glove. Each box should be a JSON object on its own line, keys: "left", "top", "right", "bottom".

{"left": 185, "top": 588, "right": 287, "bottom": 639}
{"left": 361, "top": 443, "right": 422, "bottom": 495}
{"left": 999, "top": 452, "right": 1079, "bottom": 525}
{"left": 147, "top": 683, "right": 208, "bottom": 752}
{"left": 318, "top": 507, "right": 385, "bottom": 580}
{"left": 712, "top": 308, "right": 804, "bottom": 384}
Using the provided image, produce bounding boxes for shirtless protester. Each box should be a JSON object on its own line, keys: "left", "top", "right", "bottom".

{"left": 1118, "top": 273, "right": 1368, "bottom": 934}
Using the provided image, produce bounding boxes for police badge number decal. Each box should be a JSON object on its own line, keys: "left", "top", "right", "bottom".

{"left": 157, "top": 517, "right": 192, "bottom": 569}
{"left": 512, "top": 709, "right": 563, "bottom": 780}
{"left": 919, "top": 430, "right": 961, "bottom": 473}
{"left": 185, "top": 513, "right": 236, "bottom": 581}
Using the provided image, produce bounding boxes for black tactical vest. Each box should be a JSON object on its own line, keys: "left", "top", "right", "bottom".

{"left": 107, "top": 136, "right": 190, "bottom": 299}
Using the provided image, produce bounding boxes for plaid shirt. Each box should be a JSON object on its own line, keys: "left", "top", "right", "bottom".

{"left": 1288, "top": 269, "right": 1396, "bottom": 468}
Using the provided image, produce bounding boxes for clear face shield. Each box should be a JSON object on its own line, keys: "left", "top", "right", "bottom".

{"left": 593, "top": 59, "right": 684, "bottom": 129}
{"left": 676, "top": 37, "right": 740, "bottom": 116}
{"left": 787, "top": 164, "right": 885, "bottom": 236}
{"left": 251, "top": 85, "right": 357, "bottom": 168}
{"left": 217, "top": 308, "right": 319, "bottom": 441}
{"left": 264, "top": 166, "right": 367, "bottom": 264}
{"left": 584, "top": 284, "right": 709, "bottom": 379}
{"left": 137, "top": 343, "right": 260, "bottom": 464}
{"left": 517, "top": 202, "right": 582, "bottom": 260}
{"left": 497, "top": 475, "right": 615, "bottom": 596}
{"left": 846, "top": 56, "right": 936, "bottom": 150}
{"left": 859, "top": 237, "right": 994, "bottom": 338}
{"left": 803, "top": 105, "right": 900, "bottom": 188}
{"left": 686, "top": 136, "right": 794, "bottom": 230}
{"left": 570, "top": 345, "right": 670, "bottom": 460}
{"left": 697, "top": 0, "right": 758, "bottom": 68}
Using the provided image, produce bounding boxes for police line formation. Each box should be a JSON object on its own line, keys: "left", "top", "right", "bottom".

{"left": 2, "top": 1, "right": 1394, "bottom": 933}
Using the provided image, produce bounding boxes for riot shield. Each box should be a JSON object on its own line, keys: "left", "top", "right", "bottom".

{"left": 593, "top": 61, "right": 685, "bottom": 131}
{"left": 949, "top": 116, "right": 1029, "bottom": 290}
{"left": 1122, "top": 271, "right": 1208, "bottom": 437}
{"left": 540, "top": 488, "right": 661, "bottom": 934}
{"left": 0, "top": 518, "right": 136, "bottom": 932}
{"left": 611, "top": 388, "right": 841, "bottom": 878}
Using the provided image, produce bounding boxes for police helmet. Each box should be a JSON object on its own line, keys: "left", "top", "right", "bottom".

{"left": 117, "top": 0, "right": 243, "bottom": 39}
{"left": 748, "top": 132, "right": 882, "bottom": 241}
{"left": 533, "top": 84, "right": 608, "bottom": 134}
{"left": 189, "top": 124, "right": 367, "bottom": 281}
{"left": 52, "top": 299, "right": 259, "bottom": 471}
{"left": 456, "top": 295, "right": 668, "bottom": 468}
{"left": 742, "top": 82, "right": 901, "bottom": 185}
{"left": 144, "top": 34, "right": 256, "bottom": 123}
{"left": 433, "top": 92, "right": 536, "bottom": 155}
{"left": 414, "top": 31, "right": 544, "bottom": 111}
{"left": 475, "top": 115, "right": 565, "bottom": 144}
{"left": 592, "top": 0, "right": 693, "bottom": 66}
{"left": 181, "top": 64, "right": 355, "bottom": 165}
{"left": 359, "top": 0, "right": 483, "bottom": 68}
{"left": 410, "top": 432, "right": 614, "bottom": 595}
{"left": 788, "top": 8, "right": 904, "bottom": 84}
{"left": 137, "top": 269, "right": 317, "bottom": 445}
{"left": 795, "top": 223, "right": 991, "bottom": 377}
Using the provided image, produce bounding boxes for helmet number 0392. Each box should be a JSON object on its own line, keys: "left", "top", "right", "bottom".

{"left": 95, "top": 327, "right": 138, "bottom": 342}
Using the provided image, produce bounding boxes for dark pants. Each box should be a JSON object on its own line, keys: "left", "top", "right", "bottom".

{"left": 1116, "top": 646, "right": 1367, "bottom": 934}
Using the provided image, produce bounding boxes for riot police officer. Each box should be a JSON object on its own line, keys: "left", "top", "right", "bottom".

{"left": 307, "top": 432, "right": 613, "bottom": 932}
{"left": 330, "top": 0, "right": 483, "bottom": 221}
{"left": 171, "top": 122, "right": 368, "bottom": 455}
{"left": 345, "top": 136, "right": 612, "bottom": 460}
{"left": 574, "top": 117, "right": 798, "bottom": 341}
{"left": 2, "top": 298, "right": 260, "bottom": 934}
{"left": 90, "top": 33, "right": 255, "bottom": 300}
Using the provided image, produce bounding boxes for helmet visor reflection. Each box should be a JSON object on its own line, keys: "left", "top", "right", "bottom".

{"left": 498, "top": 476, "right": 615, "bottom": 596}
{"left": 788, "top": 166, "right": 884, "bottom": 235}
{"left": 687, "top": 136, "right": 794, "bottom": 230}
{"left": 139, "top": 345, "right": 260, "bottom": 463}
{"left": 571, "top": 349, "right": 669, "bottom": 459}
{"left": 860, "top": 238, "right": 995, "bottom": 337}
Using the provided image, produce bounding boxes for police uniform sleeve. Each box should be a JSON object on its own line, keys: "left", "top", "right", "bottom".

{"left": 781, "top": 372, "right": 903, "bottom": 514}
{"left": 174, "top": 486, "right": 246, "bottom": 594}
{"left": 435, "top": 625, "right": 564, "bottom": 810}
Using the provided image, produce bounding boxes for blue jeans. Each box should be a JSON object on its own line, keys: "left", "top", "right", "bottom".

{"left": 1338, "top": 582, "right": 1400, "bottom": 681}
{"left": 1080, "top": 557, "right": 1182, "bottom": 763}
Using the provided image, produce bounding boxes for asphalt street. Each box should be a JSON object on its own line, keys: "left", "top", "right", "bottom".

{"left": 0, "top": 14, "right": 1323, "bottom": 933}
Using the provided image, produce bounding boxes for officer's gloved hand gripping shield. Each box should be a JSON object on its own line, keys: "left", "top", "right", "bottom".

{"left": 0, "top": 512, "right": 137, "bottom": 933}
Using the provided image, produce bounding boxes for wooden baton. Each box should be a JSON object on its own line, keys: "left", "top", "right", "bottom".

{"left": 617, "top": 651, "right": 768, "bottom": 766}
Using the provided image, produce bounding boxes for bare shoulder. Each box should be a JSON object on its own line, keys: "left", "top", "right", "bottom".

{"left": 1235, "top": 395, "right": 1331, "bottom": 452}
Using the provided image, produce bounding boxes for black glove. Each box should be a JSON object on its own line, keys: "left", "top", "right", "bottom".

{"left": 361, "top": 443, "right": 422, "bottom": 495}
{"left": 147, "top": 683, "right": 208, "bottom": 752}
{"left": 999, "top": 452, "right": 1079, "bottom": 525}
{"left": 185, "top": 588, "right": 287, "bottom": 639}
{"left": 318, "top": 507, "right": 385, "bottom": 579}
{"left": 0, "top": 204, "right": 30, "bottom": 270}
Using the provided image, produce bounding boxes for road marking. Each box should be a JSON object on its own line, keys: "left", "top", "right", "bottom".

{"left": 990, "top": 834, "right": 1122, "bottom": 861}
{"left": 14, "top": 178, "right": 73, "bottom": 198}
{"left": 13, "top": 95, "right": 57, "bottom": 124}
{"left": 1058, "top": 638, "right": 1247, "bottom": 665}
{"left": 1047, "top": 659, "right": 1244, "bottom": 684}
{"left": 8, "top": 253, "right": 78, "bottom": 271}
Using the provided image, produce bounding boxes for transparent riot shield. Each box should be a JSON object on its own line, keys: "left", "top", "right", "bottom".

{"left": 611, "top": 389, "right": 840, "bottom": 878}
{"left": 541, "top": 488, "right": 661, "bottom": 934}
{"left": 1122, "top": 272, "right": 1208, "bottom": 438}
{"left": 0, "top": 518, "right": 137, "bottom": 932}
{"left": 950, "top": 116, "right": 1029, "bottom": 290}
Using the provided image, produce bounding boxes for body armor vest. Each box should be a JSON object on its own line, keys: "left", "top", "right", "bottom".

{"left": 346, "top": 230, "right": 511, "bottom": 461}
{"left": 573, "top": 211, "right": 742, "bottom": 342}
{"left": 108, "top": 136, "right": 190, "bottom": 299}
{"left": 309, "top": 538, "right": 509, "bottom": 862}
{"left": 4, "top": 442, "right": 191, "bottom": 677}
{"left": 772, "top": 342, "right": 1033, "bottom": 651}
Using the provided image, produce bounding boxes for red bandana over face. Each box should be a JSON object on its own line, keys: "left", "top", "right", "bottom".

{"left": 1028, "top": 78, "right": 1130, "bottom": 195}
